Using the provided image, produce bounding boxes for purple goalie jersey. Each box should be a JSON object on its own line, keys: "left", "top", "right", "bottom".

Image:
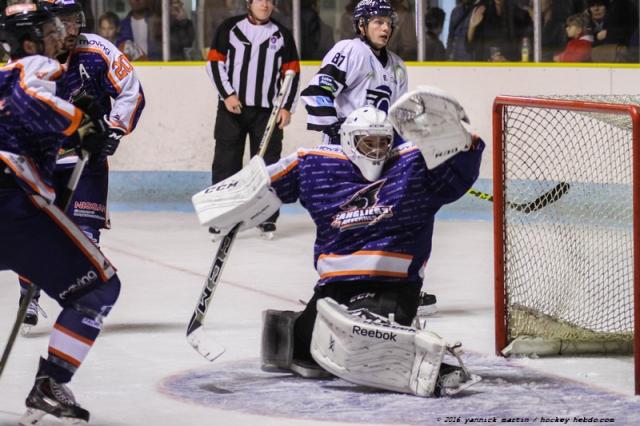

{"left": 267, "top": 140, "right": 484, "bottom": 286}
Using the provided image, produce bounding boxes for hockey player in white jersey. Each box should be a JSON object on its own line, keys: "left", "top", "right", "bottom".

{"left": 18, "top": 0, "right": 145, "bottom": 333}
{"left": 193, "top": 87, "right": 483, "bottom": 397}
{"left": 300, "top": 0, "right": 408, "bottom": 144}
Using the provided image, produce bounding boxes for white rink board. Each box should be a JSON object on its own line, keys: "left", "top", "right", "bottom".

{"left": 112, "top": 64, "right": 640, "bottom": 179}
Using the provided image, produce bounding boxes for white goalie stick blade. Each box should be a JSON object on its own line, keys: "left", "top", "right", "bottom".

{"left": 186, "top": 326, "right": 225, "bottom": 362}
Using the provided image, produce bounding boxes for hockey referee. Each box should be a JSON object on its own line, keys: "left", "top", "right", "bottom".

{"left": 206, "top": 0, "right": 300, "bottom": 239}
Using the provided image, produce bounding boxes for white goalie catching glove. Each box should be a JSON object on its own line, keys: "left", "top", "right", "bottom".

{"left": 389, "top": 85, "right": 472, "bottom": 169}
{"left": 192, "top": 156, "right": 282, "bottom": 232}
{"left": 310, "top": 298, "right": 481, "bottom": 397}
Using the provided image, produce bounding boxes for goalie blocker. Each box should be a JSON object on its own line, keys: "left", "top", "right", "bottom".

{"left": 192, "top": 156, "right": 282, "bottom": 232}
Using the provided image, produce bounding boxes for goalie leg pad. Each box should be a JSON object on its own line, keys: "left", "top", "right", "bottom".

{"left": 310, "top": 297, "right": 446, "bottom": 397}
{"left": 261, "top": 309, "right": 301, "bottom": 372}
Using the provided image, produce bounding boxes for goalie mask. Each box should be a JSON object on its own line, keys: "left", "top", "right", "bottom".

{"left": 340, "top": 107, "right": 394, "bottom": 182}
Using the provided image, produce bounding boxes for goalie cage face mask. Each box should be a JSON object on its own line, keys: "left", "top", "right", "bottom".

{"left": 340, "top": 106, "right": 394, "bottom": 182}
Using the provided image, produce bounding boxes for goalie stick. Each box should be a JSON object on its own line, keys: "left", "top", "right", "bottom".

{"left": 186, "top": 70, "right": 296, "bottom": 361}
{"left": 0, "top": 152, "right": 89, "bottom": 380}
{"left": 468, "top": 181, "right": 570, "bottom": 213}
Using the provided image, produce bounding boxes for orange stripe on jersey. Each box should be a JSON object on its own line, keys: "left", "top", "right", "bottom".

{"left": 48, "top": 347, "right": 82, "bottom": 367}
{"left": 0, "top": 155, "right": 55, "bottom": 196}
{"left": 299, "top": 149, "right": 348, "bottom": 161}
{"left": 63, "top": 107, "right": 84, "bottom": 136}
{"left": 319, "top": 250, "right": 413, "bottom": 260}
{"left": 125, "top": 93, "right": 144, "bottom": 133}
{"left": 207, "top": 49, "right": 226, "bottom": 62}
{"left": 270, "top": 159, "right": 298, "bottom": 182}
{"left": 397, "top": 145, "right": 419, "bottom": 156}
{"left": 319, "top": 270, "right": 408, "bottom": 279}
{"left": 54, "top": 324, "right": 95, "bottom": 346}
{"left": 281, "top": 60, "right": 300, "bottom": 74}
{"left": 14, "top": 63, "right": 81, "bottom": 125}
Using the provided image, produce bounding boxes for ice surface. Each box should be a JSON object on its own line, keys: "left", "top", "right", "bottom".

{"left": 1, "top": 212, "right": 638, "bottom": 425}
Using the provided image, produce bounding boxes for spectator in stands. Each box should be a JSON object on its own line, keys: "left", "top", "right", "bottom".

{"left": 98, "top": 12, "right": 119, "bottom": 45}
{"left": 338, "top": 0, "right": 359, "bottom": 41}
{"left": 300, "top": 0, "right": 334, "bottom": 59}
{"left": 425, "top": 6, "right": 446, "bottom": 61}
{"left": 587, "top": 0, "right": 638, "bottom": 62}
{"left": 466, "top": 0, "right": 519, "bottom": 61}
{"left": 118, "top": 0, "right": 160, "bottom": 60}
{"left": 447, "top": 0, "right": 480, "bottom": 61}
{"left": 527, "top": 0, "right": 572, "bottom": 61}
{"left": 554, "top": 12, "right": 593, "bottom": 62}
{"left": 169, "top": 0, "right": 195, "bottom": 60}
{"left": 387, "top": 0, "right": 417, "bottom": 60}
{"left": 204, "top": 0, "right": 246, "bottom": 53}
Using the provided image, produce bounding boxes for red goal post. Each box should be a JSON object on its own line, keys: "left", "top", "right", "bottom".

{"left": 492, "top": 95, "right": 640, "bottom": 395}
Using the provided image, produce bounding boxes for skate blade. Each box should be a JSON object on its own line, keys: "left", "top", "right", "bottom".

{"left": 20, "top": 324, "right": 33, "bottom": 337}
{"left": 260, "top": 231, "right": 275, "bottom": 241}
{"left": 19, "top": 407, "right": 46, "bottom": 426}
{"left": 416, "top": 304, "right": 438, "bottom": 316}
{"left": 61, "top": 416, "right": 89, "bottom": 425}
{"left": 441, "top": 374, "right": 482, "bottom": 396}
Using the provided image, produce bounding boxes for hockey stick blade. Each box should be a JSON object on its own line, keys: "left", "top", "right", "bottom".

{"left": 186, "top": 325, "right": 225, "bottom": 362}
{"left": 186, "top": 223, "right": 240, "bottom": 361}
{"left": 468, "top": 182, "right": 570, "bottom": 213}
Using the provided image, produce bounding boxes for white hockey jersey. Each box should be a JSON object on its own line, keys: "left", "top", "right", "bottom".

{"left": 300, "top": 38, "right": 408, "bottom": 132}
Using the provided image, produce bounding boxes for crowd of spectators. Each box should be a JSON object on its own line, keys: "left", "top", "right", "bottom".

{"left": 1, "top": 0, "right": 638, "bottom": 62}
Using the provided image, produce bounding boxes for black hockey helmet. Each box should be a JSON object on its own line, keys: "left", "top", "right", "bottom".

{"left": 0, "top": 3, "right": 61, "bottom": 59}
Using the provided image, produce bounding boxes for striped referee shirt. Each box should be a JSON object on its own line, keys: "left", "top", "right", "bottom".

{"left": 206, "top": 15, "right": 300, "bottom": 112}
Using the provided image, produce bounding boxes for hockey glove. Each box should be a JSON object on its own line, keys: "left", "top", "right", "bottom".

{"left": 322, "top": 117, "right": 346, "bottom": 144}
{"left": 79, "top": 117, "right": 124, "bottom": 158}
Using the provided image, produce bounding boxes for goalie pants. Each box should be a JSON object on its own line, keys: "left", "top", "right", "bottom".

{"left": 212, "top": 103, "right": 283, "bottom": 224}
{"left": 293, "top": 280, "right": 422, "bottom": 361}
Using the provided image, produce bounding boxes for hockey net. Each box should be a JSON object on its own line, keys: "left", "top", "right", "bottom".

{"left": 493, "top": 95, "right": 640, "bottom": 395}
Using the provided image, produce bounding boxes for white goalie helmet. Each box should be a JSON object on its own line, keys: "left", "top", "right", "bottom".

{"left": 340, "top": 107, "right": 394, "bottom": 181}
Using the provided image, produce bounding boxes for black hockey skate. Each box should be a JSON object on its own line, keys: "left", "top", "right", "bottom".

{"left": 417, "top": 291, "right": 438, "bottom": 316}
{"left": 19, "top": 358, "right": 89, "bottom": 426}
{"left": 258, "top": 222, "right": 276, "bottom": 240}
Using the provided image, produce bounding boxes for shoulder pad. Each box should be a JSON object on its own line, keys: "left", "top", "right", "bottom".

{"left": 16, "top": 56, "right": 64, "bottom": 82}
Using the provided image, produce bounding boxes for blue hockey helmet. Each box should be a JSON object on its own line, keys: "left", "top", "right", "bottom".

{"left": 0, "top": 3, "right": 62, "bottom": 58}
{"left": 352, "top": 0, "right": 397, "bottom": 35}
{"left": 40, "top": 0, "right": 86, "bottom": 28}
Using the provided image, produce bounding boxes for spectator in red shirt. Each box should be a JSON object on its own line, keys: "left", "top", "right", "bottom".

{"left": 554, "top": 13, "right": 593, "bottom": 62}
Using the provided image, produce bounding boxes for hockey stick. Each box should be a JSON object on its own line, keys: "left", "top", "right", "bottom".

{"left": 467, "top": 181, "right": 571, "bottom": 213}
{"left": 0, "top": 152, "right": 90, "bottom": 379}
{"left": 186, "top": 70, "right": 296, "bottom": 361}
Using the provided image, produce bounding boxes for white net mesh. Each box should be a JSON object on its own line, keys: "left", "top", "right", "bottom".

{"left": 500, "top": 95, "right": 639, "bottom": 354}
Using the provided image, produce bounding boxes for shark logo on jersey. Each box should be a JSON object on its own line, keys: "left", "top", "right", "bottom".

{"left": 331, "top": 179, "right": 393, "bottom": 230}
{"left": 365, "top": 85, "right": 392, "bottom": 112}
